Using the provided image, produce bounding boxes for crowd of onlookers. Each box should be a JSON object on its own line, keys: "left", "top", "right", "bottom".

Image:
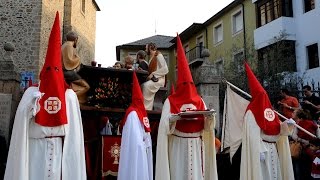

{"left": 277, "top": 85, "right": 320, "bottom": 180}
{"left": 110, "top": 50, "right": 149, "bottom": 72}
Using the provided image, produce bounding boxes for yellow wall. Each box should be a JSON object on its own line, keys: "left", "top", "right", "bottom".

{"left": 182, "top": 0, "right": 256, "bottom": 70}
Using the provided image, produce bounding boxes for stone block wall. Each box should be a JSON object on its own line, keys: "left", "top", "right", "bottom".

{"left": 0, "top": 46, "right": 22, "bottom": 149}
{"left": 63, "top": 0, "right": 97, "bottom": 65}
{"left": 0, "top": 1, "right": 65, "bottom": 82}
{"left": 38, "top": 1, "right": 65, "bottom": 74}
{"left": 0, "top": 0, "right": 97, "bottom": 82}
{"left": 0, "top": 0, "right": 42, "bottom": 76}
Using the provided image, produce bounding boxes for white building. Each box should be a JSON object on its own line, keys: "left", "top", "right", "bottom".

{"left": 252, "top": 0, "right": 319, "bottom": 85}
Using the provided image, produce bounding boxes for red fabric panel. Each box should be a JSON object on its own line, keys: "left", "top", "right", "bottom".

{"left": 101, "top": 136, "right": 122, "bottom": 177}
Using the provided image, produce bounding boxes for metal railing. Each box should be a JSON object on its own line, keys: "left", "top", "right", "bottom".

{"left": 185, "top": 45, "right": 205, "bottom": 63}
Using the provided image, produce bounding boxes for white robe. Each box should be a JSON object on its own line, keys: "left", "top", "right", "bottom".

{"left": 240, "top": 110, "right": 294, "bottom": 180}
{"left": 118, "top": 111, "right": 153, "bottom": 180}
{"left": 4, "top": 87, "right": 86, "bottom": 180}
{"left": 142, "top": 53, "right": 168, "bottom": 110}
{"left": 155, "top": 99, "right": 218, "bottom": 180}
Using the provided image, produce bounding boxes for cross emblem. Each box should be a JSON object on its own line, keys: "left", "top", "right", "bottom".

{"left": 44, "top": 97, "right": 61, "bottom": 114}
{"left": 143, "top": 117, "right": 150, "bottom": 128}
{"left": 264, "top": 108, "right": 275, "bottom": 121}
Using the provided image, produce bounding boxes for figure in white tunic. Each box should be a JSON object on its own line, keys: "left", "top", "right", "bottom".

{"left": 240, "top": 63, "right": 294, "bottom": 180}
{"left": 155, "top": 35, "right": 218, "bottom": 180}
{"left": 118, "top": 71, "right": 153, "bottom": 180}
{"left": 142, "top": 42, "right": 168, "bottom": 110}
{"left": 4, "top": 12, "right": 86, "bottom": 180}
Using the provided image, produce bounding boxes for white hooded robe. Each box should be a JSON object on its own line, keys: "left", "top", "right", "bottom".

{"left": 118, "top": 111, "right": 153, "bottom": 180}
{"left": 240, "top": 110, "right": 294, "bottom": 180}
{"left": 155, "top": 99, "right": 218, "bottom": 180}
{"left": 4, "top": 87, "right": 86, "bottom": 180}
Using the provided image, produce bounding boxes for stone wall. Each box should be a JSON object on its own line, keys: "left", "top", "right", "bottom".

{"left": 0, "top": 0, "right": 42, "bottom": 77}
{"left": 38, "top": 1, "right": 65, "bottom": 75}
{"left": 63, "top": 0, "right": 97, "bottom": 65}
{"left": 0, "top": 44, "right": 21, "bottom": 147}
{"left": 0, "top": 0, "right": 97, "bottom": 82}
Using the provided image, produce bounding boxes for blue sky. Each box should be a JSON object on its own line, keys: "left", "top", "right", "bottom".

{"left": 94, "top": 0, "right": 234, "bottom": 67}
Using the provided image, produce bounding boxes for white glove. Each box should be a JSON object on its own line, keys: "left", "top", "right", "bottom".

{"left": 285, "top": 118, "right": 296, "bottom": 125}
{"left": 260, "top": 152, "right": 265, "bottom": 161}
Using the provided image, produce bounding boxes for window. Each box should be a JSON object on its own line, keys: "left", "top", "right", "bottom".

{"left": 196, "top": 35, "right": 204, "bottom": 57}
{"left": 232, "top": 10, "right": 243, "bottom": 34}
{"left": 273, "top": 0, "right": 280, "bottom": 19}
{"left": 304, "top": 0, "right": 315, "bottom": 13}
{"left": 307, "top": 43, "right": 319, "bottom": 69}
{"left": 214, "top": 24, "right": 223, "bottom": 44}
{"left": 234, "top": 51, "right": 244, "bottom": 72}
{"left": 257, "top": 40, "right": 296, "bottom": 76}
{"left": 282, "top": 0, "right": 293, "bottom": 17}
{"left": 216, "top": 59, "right": 224, "bottom": 75}
{"left": 81, "top": 0, "right": 86, "bottom": 14}
{"left": 184, "top": 44, "right": 190, "bottom": 60}
{"left": 257, "top": 0, "right": 293, "bottom": 27}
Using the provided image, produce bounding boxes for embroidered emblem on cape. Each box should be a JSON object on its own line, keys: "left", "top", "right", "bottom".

{"left": 143, "top": 117, "right": 150, "bottom": 128}
{"left": 180, "top": 104, "right": 197, "bottom": 111}
{"left": 109, "top": 142, "right": 120, "bottom": 164}
{"left": 44, "top": 97, "right": 61, "bottom": 114}
{"left": 264, "top": 108, "right": 275, "bottom": 121}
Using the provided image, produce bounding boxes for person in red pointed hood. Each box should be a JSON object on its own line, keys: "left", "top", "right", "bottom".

{"left": 245, "top": 62, "right": 281, "bottom": 135}
{"left": 118, "top": 71, "right": 153, "bottom": 180}
{"left": 4, "top": 12, "right": 86, "bottom": 180}
{"left": 35, "top": 11, "right": 68, "bottom": 127}
{"left": 155, "top": 34, "right": 218, "bottom": 180}
{"left": 239, "top": 62, "right": 294, "bottom": 180}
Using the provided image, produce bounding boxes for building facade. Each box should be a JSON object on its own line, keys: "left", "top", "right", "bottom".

{"left": 0, "top": 0, "right": 100, "bottom": 84}
{"left": 253, "top": 0, "right": 320, "bottom": 84}
{"left": 177, "top": 0, "right": 256, "bottom": 89}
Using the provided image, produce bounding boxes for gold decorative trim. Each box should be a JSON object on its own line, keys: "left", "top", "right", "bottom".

{"left": 102, "top": 170, "right": 118, "bottom": 177}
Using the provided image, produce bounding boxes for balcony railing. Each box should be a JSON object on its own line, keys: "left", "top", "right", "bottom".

{"left": 185, "top": 45, "right": 205, "bottom": 63}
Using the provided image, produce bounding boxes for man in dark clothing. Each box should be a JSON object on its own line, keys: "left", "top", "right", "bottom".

{"left": 302, "top": 85, "right": 320, "bottom": 121}
{"left": 136, "top": 50, "right": 149, "bottom": 71}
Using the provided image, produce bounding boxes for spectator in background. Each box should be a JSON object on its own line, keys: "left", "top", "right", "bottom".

{"left": 302, "top": 85, "right": 320, "bottom": 121}
{"left": 278, "top": 88, "right": 299, "bottom": 118}
{"left": 113, "top": 61, "right": 124, "bottom": 69}
{"left": 291, "top": 109, "right": 319, "bottom": 145}
{"left": 306, "top": 139, "right": 320, "bottom": 179}
{"left": 291, "top": 108, "right": 320, "bottom": 180}
{"left": 136, "top": 50, "right": 149, "bottom": 71}
{"left": 124, "top": 56, "right": 134, "bottom": 70}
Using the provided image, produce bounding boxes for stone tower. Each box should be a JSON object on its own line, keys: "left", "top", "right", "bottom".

{"left": 0, "top": 0, "right": 100, "bottom": 84}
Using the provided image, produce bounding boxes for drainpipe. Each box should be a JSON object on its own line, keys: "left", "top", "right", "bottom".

{"left": 241, "top": 2, "right": 247, "bottom": 59}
